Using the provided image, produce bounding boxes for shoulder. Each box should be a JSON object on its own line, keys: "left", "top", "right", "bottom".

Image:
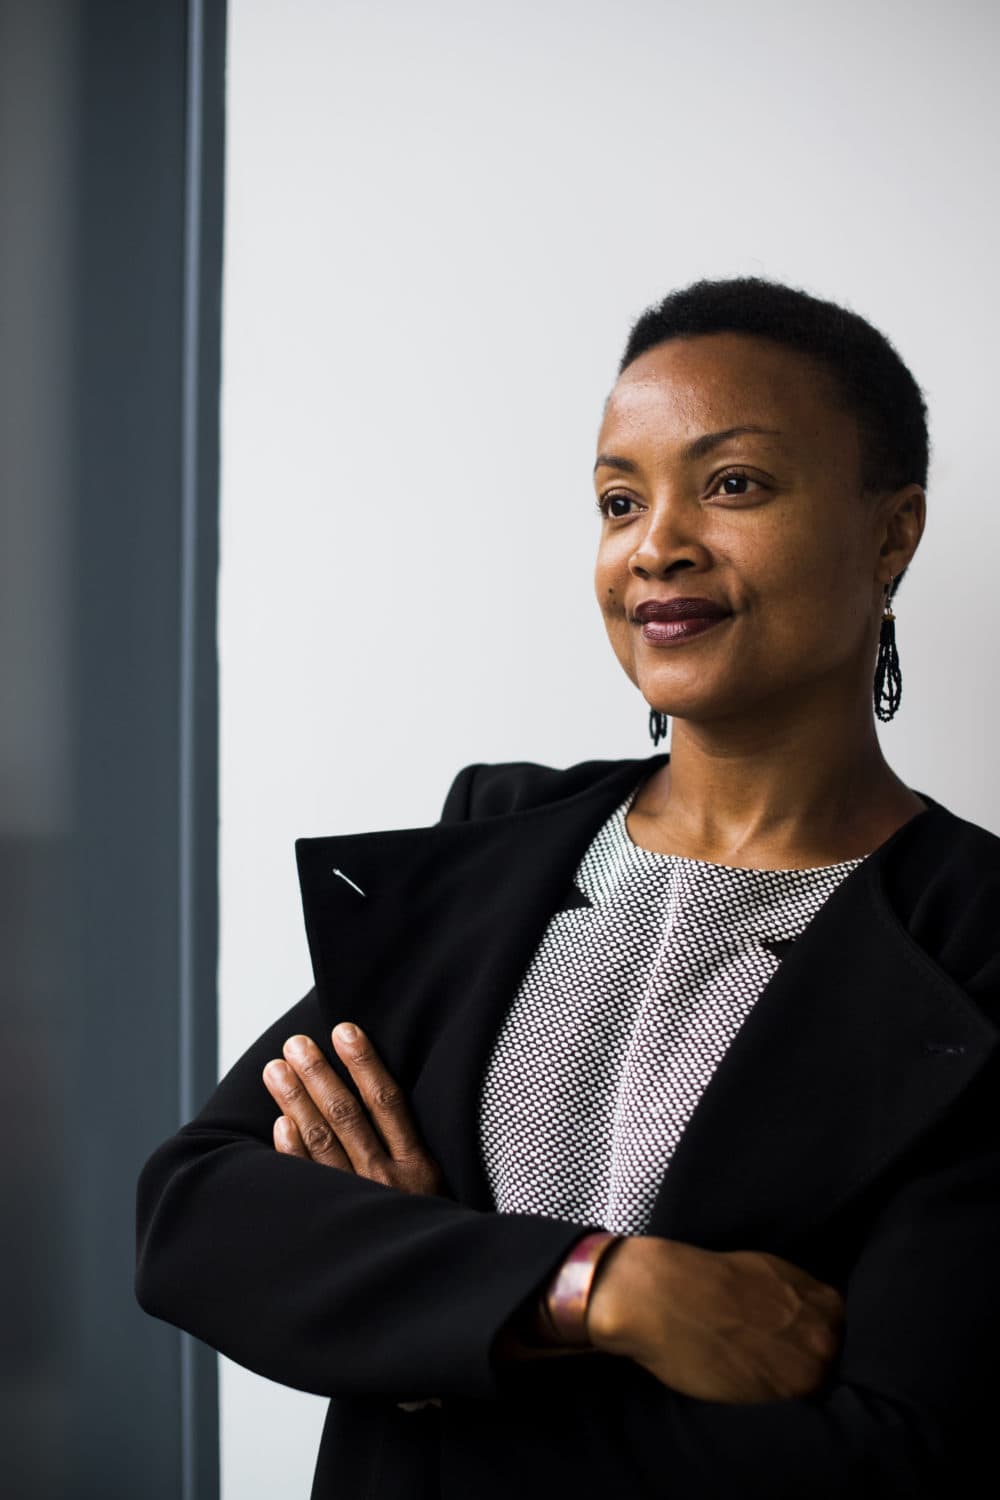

{"left": 437, "top": 755, "right": 651, "bottom": 823}
{"left": 880, "top": 798, "right": 1000, "bottom": 1012}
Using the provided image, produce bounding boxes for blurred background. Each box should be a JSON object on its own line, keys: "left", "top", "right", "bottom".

{"left": 2, "top": 0, "right": 997, "bottom": 1496}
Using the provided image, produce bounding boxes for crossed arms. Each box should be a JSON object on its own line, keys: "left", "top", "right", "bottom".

{"left": 135, "top": 982, "right": 1000, "bottom": 1497}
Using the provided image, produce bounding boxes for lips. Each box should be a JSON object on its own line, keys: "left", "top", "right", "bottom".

{"left": 633, "top": 597, "right": 729, "bottom": 623}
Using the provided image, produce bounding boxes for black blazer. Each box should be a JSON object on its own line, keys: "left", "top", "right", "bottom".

{"left": 135, "top": 752, "right": 1000, "bottom": 1499}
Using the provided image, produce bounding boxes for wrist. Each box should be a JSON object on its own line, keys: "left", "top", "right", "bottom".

{"left": 585, "top": 1233, "right": 661, "bottom": 1355}
{"left": 542, "top": 1230, "right": 628, "bottom": 1349}
{"left": 491, "top": 1283, "right": 591, "bottom": 1365}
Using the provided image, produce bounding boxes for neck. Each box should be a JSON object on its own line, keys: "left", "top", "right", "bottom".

{"left": 638, "top": 687, "right": 923, "bottom": 866}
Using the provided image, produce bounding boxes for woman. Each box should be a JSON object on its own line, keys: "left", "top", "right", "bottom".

{"left": 136, "top": 276, "right": 1000, "bottom": 1499}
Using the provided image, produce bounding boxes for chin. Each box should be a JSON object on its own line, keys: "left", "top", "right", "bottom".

{"left": 636, "top": 679, "right": 726, "bottom": 724}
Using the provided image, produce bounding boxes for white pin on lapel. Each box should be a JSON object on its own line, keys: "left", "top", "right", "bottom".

{"left": 331, "top": 867, "right": 366, "bottom": 897}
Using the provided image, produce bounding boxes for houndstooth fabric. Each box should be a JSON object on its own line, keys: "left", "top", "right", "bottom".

{"left": 477, "top": 776, "right": 867, "bottom": 1235}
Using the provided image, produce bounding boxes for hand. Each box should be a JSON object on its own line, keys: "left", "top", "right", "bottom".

{"left": 262, "top": 1022, "right": 450, "bottom": 1199}
{"left": 263, "top": 1021, "right": 451, "bottom": 1414}
{"left": 587, "top": 1235, "right": 846, "bottom": 1404}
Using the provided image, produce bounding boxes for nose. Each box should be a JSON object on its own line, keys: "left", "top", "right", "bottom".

{"left": 627, "top": 494, "right": 711, "bottom": 580}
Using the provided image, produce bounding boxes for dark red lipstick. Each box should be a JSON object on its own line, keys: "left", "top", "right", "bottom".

{"left": 632, "top": 596, "right": 731, "bottom": 645}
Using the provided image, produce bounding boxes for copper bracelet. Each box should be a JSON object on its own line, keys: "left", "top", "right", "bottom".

{"left": 539, "top": 1230, "right": 626, "bottom": 1348}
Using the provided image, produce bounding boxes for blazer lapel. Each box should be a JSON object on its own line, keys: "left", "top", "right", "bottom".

{"left": 295, "top": 759, "right": 1000, "bottom": 1251}
{"left": 295, "top": 757, "right": 655, "bottom": 1208}
{"left": 643, "top": 821, "right": 1000, "bottom": 1250}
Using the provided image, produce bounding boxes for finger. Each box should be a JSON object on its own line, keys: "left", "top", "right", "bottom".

{"left": 273, "top": 1114, "right": 309, "bottom": 1159}
{"left": 262, "top": 1058, "right": 353, "bottom": 1170}
{"left": 802, "top": 1282, "right": 846, "bottom": 1319}
{"left": 281, "top": 1034, "right": 389, "bottom": 1176}
{"left": 330, "top": 1022, "right": 425, "bottom": 1160}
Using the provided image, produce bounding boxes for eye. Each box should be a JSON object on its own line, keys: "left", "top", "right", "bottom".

{"left": 595, "top": 491, "right": 638, "bottom": 519}
{"left": 710, "top": 467, "right": 765, "bottom": 499}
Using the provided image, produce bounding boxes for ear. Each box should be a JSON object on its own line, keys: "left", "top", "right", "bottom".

{"left": 876, "top": 483, "right": 925, "bottom": 584}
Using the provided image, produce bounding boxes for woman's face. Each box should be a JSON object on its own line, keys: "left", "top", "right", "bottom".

{"left": 593, "top": 332, "right": 922, "bottom": 726}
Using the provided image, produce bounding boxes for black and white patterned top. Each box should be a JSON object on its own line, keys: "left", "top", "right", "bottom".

{"left": 477, "top": 776, "right": 868, "bottom": 1235}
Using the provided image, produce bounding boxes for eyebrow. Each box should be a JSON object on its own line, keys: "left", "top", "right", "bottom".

{"left": 593, "top": 425, "right": 784, "bottom": 475}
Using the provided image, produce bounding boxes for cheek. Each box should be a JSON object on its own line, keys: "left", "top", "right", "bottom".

{"left": 594, "top": 567, "right": 630, "bottom": 638}
{"left": 593, "top": 549, "right": 614, "bottom": 604}
{"left": 737, "top": 508, "right": 839, "bottom": 593}
{"left": 593, "top": 561, "right": 636, "bottom": 666}
{"left": 594, "top": 533, "right": 632, "bottom": 596}
{"left": 743, "top": 526, "right": 862, "bottom": 655}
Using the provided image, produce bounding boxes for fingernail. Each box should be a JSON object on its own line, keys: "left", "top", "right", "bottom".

{"left": 335, "top": 1022, "right": 358, "bottom": 1043}
{"left": 263, "top": 1060, "right": 287, "bottom": 1084}
{"left": 283, "top": 1035, "right": 309, "bottom": 1059}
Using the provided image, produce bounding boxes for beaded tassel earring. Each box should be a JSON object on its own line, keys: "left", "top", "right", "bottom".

{"left": 648, "top": 707, "right": 669, "bottom": 745}
{"left": 873, "top": 576, "right": 902, "bottom": 721}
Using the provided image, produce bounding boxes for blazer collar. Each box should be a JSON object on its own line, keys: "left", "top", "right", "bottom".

{"left": 295, "top": 756, "right": 1000, "bottom": 1250}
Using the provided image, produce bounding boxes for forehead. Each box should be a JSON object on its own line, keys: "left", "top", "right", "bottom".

{"left": 600, "top": 333, "right": 847, "bottom": 452}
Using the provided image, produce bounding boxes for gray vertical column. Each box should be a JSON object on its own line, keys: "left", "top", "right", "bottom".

{"left": 179, "top": 4, "right": 226, "bottom": 1495}
{"left": 0, "top": 1, "right": 225, "bottom": 1496}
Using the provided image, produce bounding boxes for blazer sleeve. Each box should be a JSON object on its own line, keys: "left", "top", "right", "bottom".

{"left": 134, "top": 762, "right": 598, "bottom": 1403}
{"left": 451, "top": 1045, "right": 1000, "bottom": 1499}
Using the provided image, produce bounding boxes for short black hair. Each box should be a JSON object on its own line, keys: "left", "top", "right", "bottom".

{"left": 618, "top": 276, "right": 929, "bottom": 599}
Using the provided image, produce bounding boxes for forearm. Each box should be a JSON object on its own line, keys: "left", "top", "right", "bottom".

{"left": 473, "top": 1156, "right": 992, "bottom": 1499}
{"left": 446, "top": 1256, "right": 953, "bottom": 1500}
{"left": 453, "top": 1236, "right": 950, "bottom": 1500}
{"left": 136, "top": 1123, "right": 599, "bottom": 1402}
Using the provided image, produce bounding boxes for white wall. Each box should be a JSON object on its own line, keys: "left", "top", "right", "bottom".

{"left": 219, "top": 1, "right": 1000, "bottom": 1492}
